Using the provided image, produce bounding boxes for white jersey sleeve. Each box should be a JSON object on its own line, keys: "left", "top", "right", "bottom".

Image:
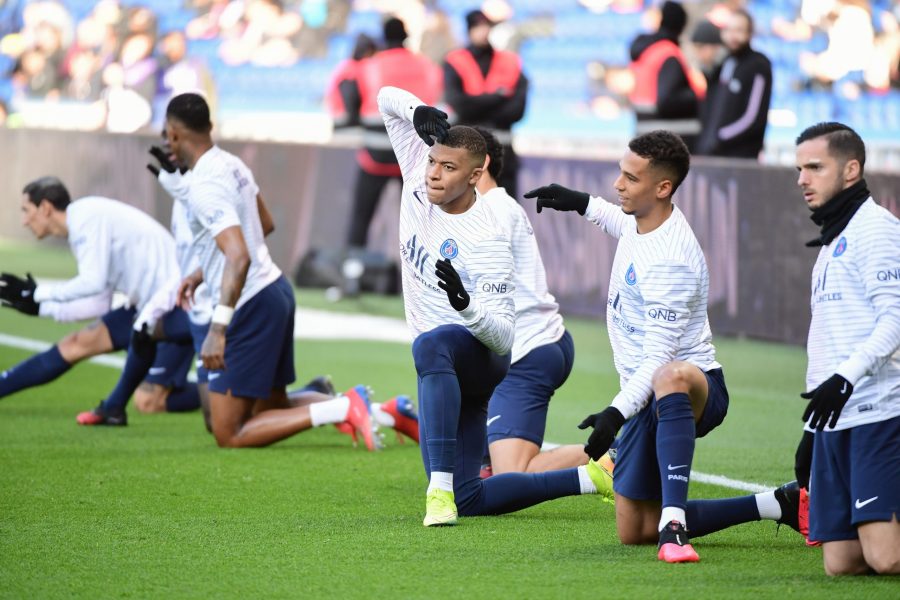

{"left": 378, "top": 86, "right": 431, "bottom": 184}
{"left": 34, "top": 215, "right": 111, "bottom": 303}
{"left": 38, "top": 290, "right": 113, "bottom": 322}
{"left": 611, "top": 261, "right": 699, "bottom": 419}
{"left": 458, "top": 235, "right": 516, "bottom": 356}
{"left": 189, "top": 179, "right": 243, "bottom": 241}
{"left": 584, "top": 195, "right": 632, "bottom": 239}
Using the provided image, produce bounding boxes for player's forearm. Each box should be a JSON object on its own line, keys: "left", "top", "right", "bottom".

{"left": 584, "top": 196, "right": 628, "bottom": 238}
{"left": 611, "top": 356, "right": 667, "bottom": 419}
{"left": 459, "top": 298, "right": 515, "bottom": 356}
{"left": 377, "top": 86, "right": 421, "bottom": 124}
{"left": 836, "top": 311, "right": 900, "bottom": 385}
{"left": 33, "top": 274, "right": 108, "bottom": 304}
{"left": 218, "top": 253, "right": 249, "bottom": 309}
{"left": 38, "top": 291, "right": 111, "bottom": 323}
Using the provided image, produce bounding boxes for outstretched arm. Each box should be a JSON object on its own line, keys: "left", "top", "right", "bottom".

{"left": 377, "top": 86, "right": 449, "bottom": 182}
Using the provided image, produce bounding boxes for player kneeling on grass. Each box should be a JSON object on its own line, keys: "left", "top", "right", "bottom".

{"left": 161, "top": 92, "right": 378, "bottom": 449}
{"left": 379, "top": 85, "right": 615, "bottom": 528}
{"left": 527, "top": 131, "right": 801, "bottom": 563}
{"left": 792, "top": 122, "right": 899, "bottom": 576}
{"left": 0, "top": 177, "right": 198, "bottom": 422}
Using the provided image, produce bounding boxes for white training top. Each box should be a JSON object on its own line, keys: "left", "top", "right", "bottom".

{"left": 584, "top": 196, "right": 720, "bottom": 420}
{"left": 481, "top": 186, "right": 565, "bottom": 363}
{"left": 170, "top": 196, "right": 212, "bottom": 325}
{"left": 187, "top": 145, "right": 281, "bottom": 310}
{"left": 33, "top": 196, "right": 179, "bottom": 313}
{"left": 378, "top": 86, "right": 516, "bottom": 355}
{"left": 806, "top": 198, "right": 900, "bottom": 431}
{"left": 38, "top": 290, "right": 112, "bottom": 322}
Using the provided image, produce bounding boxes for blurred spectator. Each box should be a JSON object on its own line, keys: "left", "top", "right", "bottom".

{"left": 102, "top": 59, "right": 152, "bottom": 132}
{"left": 219, "top": 0, "right": 302, "bottom": 66}
{"left": 444, "top": 9, "right": 527, "bottom": 199}
{"left": 800, "top": 0, "right": 875, "bottom": 86}
{"left": 696, "top": 9, "right": 772, "bottom": 159}
{"left": 326, "top": 33, "right": 376, "bottom": 128}
{"left": 690, "top": 18, "right": 723, "bottom": 81}
{"left": 12, "top": 48, "right": 58, "bottom": 97}
{"left": 118, "top": 32, "right": 157, "bottom": 102}
{"left": 63, "top": 48, "right": 102, "bottom": 101}
{"left": 628, "top": 1, "right": 705, "bottom": 148}
{"left": 0, "top": 0, "right": 25, "bottom": 38}
{"left": 420, "top": 8, "right": 454, "bottom": 64}
{"left": 346, "top": 16, "right": 441, "bottom": 249}
{"left": 153, "top": 30, "right": 213, "bottom": 128}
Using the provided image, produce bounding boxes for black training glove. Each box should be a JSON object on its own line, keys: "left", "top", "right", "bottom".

{"left": 801, "top": 373, "right": 853, "bottom": 430}
{"left": 578, "top": 406, "right": 626, "bottom": 460}
{"left": 147, "top": 145, "right": 181, "bottom": 177}
{"left": 523, "top": 184, "right": 590, "bottom": 215}
{"left": 413, "top": 105, "right": 449, "bottom": 146}
{"left": 0, "top": 272, "right": 39, "bottom": 316}
{"left": 129, "top": 323, "right": 157, "bottom": 362}
{"left": 434, "top": 258, "right": 470, "bottom": 311}
{"left": 794, "top": 430, "right": 814, "bottom": 489}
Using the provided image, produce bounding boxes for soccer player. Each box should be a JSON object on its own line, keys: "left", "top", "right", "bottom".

{"left": 472, "top": 126, "right": 589, "bottom": 474}
{"left": 161, "top": 92, "right": 376, "bottom": 449}
{"left": 527, "top": 131, "right": 800, "bottom": 562}
{"left": 0, "top": 176, "right": 185, "bottom": 419}
{"left": 378, "top": 85, "right": 613, "bottom": 527}
{"left": 794, "top": 122, "right": 899, "bottom": 576}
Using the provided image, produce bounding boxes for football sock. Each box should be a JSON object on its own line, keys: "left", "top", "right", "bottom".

{"left": 754, "top": 491, "right": 782, "bottom": 520}
{"left": 420, "top": 371, "right": 460, "bottom": 475}
{"left": 165, "top": 383, "right": 201, "bottom": 412}
{"left": 370, "top": 402, "right": 395, "bottom": 428}
{"left": 656, "top": 392, "right": 695, "bottom": 529}
{"left": 0, "top": 345, "right": 71, "bottom": 398}
{"left": 102, "top": 344, "right": 157, "bottom": 414}
{"left": 427, "top": 471, "right": 453, "bottom": 493}
{"left": 660, "top": 506, "right": 687, "bottom": 531}
{"left": 466, "top": 469, "right": 581, "bottom": 515}
{"left": 577, "top": 465, "right": 597, "bottom": 494}
{"left": 686, "top": 496, "right": 760, "bottom": 538}
{"left": 309, "top": 396, "right": 350, "bottom": 427}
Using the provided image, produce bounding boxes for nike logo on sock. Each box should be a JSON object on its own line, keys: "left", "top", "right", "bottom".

{"left": 855, "top": 496, "right": 878, "bottom": 509}
{"left": 667, "top": 464, "right": 688, "bottom": 471}
{"left": 487, "top": 415, "right": 501, "bottom": 426}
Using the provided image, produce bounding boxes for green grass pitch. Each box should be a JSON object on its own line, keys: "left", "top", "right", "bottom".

{"left": 0, "top": 239, "right": 894, "bottom": 598}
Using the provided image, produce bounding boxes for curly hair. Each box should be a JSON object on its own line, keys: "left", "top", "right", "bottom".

{"left": 472, "top": 126, "right": 504, "bottom": 181}
{"left": 628, "top": 130, "right": 690, "bottom": 194}
{"left": 796, "top": 122, "right": 866, "bottom": 176}
{"left": 443, "top": 125, "right": 487, "bottom": 168}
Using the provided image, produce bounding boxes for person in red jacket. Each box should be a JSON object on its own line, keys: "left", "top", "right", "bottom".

{"left": 443, "top": 10, "right": 527, "bottom": 199}
{"left": 325, "top": 33, "right": 377, "bottom": 129}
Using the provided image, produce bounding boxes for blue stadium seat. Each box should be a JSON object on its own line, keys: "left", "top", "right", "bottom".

{"left": 345, "top": 11, "right": 383, "bottom": 38}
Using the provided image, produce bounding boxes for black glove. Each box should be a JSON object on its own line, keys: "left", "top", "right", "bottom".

{"left": 794, "top": 430, "right": 814, "bottom": 489}
{"left": 578, "top": 406, "right": 626, "bottom": 460}
{"left": 801, "top": 374, "right": 853, "bottom": 430}
{"left": 0, "top": 272, "right": 39, "bottom": 316}
{"left": 147, "top": 145, "right": 181, "bottom": 177}
{"left": 523, "top": 184, "right": 590, "bottom": 215}
{"left": 129, "top": 323, "right": 157, "bottom": 362}
{"left": 434, "top": 258, "right": 470, "bottom": 311}
{"left": 413, "top": 105, "right": 449, "bottom": 146}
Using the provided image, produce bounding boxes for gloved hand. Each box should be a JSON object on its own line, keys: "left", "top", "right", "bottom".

{"left": 794, "top": 430, "right": 814, "bottom": 489}
{"left": 146, "top": 145, "right": 180, "bottom": 177}
{"left": 523, "top": 184, "right": 591, "bottom": 215}
{"left": 413, "top": 106, "right": 449, "bottom": 146}
{"left": 434, "top": 258, "right": 470, "bottom": 311}
{"left": 0, "top": 272, "right": 39, "bottom": 316}
{"left": 578, "top": 406, "right": 626, "bottom": 460}
{"left": 801, "top": 374, "right": 853, "bottom": 430}
{"left": 129, "top": 323, "right": 157, "bottom": 362}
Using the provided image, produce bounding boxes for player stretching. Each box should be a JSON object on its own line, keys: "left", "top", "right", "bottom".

{"left": 378, "top": 86, "right": 611, "bottom": 527}
{"left": 794, "top": 122, "right": 899, "bottom": 575}
{"left": 161, "top": 93, "right": 374, "bottom": 449}
{"left": 473, "top": 127, "right": 591, "bottom": 474}
{"left": 528, "top": 131, "right": 799, "bottom": 562}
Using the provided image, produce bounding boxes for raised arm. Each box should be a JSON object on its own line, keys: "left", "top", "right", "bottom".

{"left": 377, "top": 86, "right": 449, "bottom": 182}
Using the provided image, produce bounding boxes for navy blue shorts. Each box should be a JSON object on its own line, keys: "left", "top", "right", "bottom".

{"left": 809, "top": 415, "right": 900, "bottom": 543}
{"left": 487, "top": 330, "right": 575, "bottom": 446}
{"left": 100, "top": 307, "right": 138, "bottom": 350}
{"left": 613, "top": 367, "right": 729, "bottom": 502}
{"left": 189, "top": 320, "right": 210, "bottom": 385}
{"left": 144, "top": 308, "right": 196, "bottom": 388}
{"left": 207, "top": 276, "right": 296, "bottom": 399}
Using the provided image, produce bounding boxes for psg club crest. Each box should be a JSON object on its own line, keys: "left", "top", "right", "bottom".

{"left": 625, "top": 263, "right": 637, "bottom": 286}
{"left": 832, "top": 236, "right": 848, "bottom": 257}
{"left": 440, "top": 238, "right": 459, "bottom": 260}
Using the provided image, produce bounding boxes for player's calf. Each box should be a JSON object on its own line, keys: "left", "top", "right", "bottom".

{"left": 57, "top": 321, "right": 115, "bottom": 363}
{"left": 134, "top": 383, "right": 169, "bottom": 413}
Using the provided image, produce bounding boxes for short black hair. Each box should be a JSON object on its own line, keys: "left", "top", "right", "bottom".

{"left": 23, "top": 176, "right": 71, "bottom": 211}
{"left": 628, "top": 130, "right": 691, "bottom": 194}
{"left": 796, "top": 122, "right": 866, "bottom": 175}
{"left": 166, "top": 92, "right": 212, "bottom": 133}
{"left": 473, "top": 126, "right": 504, "bottom": 181}
{"left": 441, "top": 125, "right": 487, "bottom": 168}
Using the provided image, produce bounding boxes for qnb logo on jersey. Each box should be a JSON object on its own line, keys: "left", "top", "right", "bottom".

{"left": 648, "top": 307, "right": 677, "bottom": 322}
{"left": 625, "top": 263, "right": 637, "bottom": 286}
{"left": 832, "top": 236, "right": 848, "bottom": 257}
{"left": 482, "top": 282, "right": 508, "bottom": 294}
{"left": 876, "top": 268, "right": 900, "bottom": 282}
{"left": 440, "top": 238, "right": 459, "bottom": 260}
{"left": 402, "top": 234, "right": 431, "bottom": 275}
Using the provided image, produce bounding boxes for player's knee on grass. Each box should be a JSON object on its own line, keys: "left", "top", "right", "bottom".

{"left": 615, "top": 496, "right": 661, "bottom": 545}
{"left": 489, "top": 438, "right": 539, "bottom": 474}
{"left": 134, "top": 383, "right": 169, "bottom": 413}
{"left": 823, "top": 541, "right": 871, "bottom": 576}
{"left": 58, "top": 321, "right": 114, "bottom": 363}
{"left": 859, "top": 519, "right": 900, "bottom": 575}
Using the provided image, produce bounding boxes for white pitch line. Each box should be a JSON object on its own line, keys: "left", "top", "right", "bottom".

{"left": 0, "top": 326, "right": 770, "bottom": 494}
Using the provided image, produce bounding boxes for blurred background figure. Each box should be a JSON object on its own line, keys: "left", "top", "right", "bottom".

{"left": 628, "top": 0, "right": 705, "bottom": 148}
{"left": 326, "top": 32, "right": 376, "bottom": 129}
{"left": 443, "top": 9, "right": 527, "bottom": 199}
{"left": 696, "top": 9, "right": 772, "bottom": 159}
{"left": 690, "top": 18, "right": 723, "bottom": 82}
{"left": 152, "top": 29, "right": 213, "bottom": 129}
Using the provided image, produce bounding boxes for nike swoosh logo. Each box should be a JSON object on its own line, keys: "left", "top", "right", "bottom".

{"left": 487, "top": 415, "right": 501, "bottom": 426}
{"left": 667, "top": 464, "right": 688, "bottom": 471}
{"left": 208, "top": 372, "right": 221, "bottom": 380}
{"left": 855, "top": 496, "right": 878, "bottom": 509}
{"left": 413, "top": 190, "right": 426, "bottom": 205}
{"left": 148, "top": 367, "right": 166, "bottom": 375}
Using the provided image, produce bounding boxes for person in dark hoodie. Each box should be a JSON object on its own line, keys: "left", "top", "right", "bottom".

{"left": 695, "top": 9, "right": 772, "bottom": 159}
{"left": 444, "top": 10, "right": 528, "bottom": 199}
{"left": 629, "top": 1, "right": 706, "bottom": 149}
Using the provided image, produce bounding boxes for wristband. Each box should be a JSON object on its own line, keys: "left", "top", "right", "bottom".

{"left": 211, "top": 304, "right": 234, "bottom": 326}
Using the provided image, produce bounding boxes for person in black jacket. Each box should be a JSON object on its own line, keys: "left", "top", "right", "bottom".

{"left": 696, "top": 9, "right": 772, "bottom": 159}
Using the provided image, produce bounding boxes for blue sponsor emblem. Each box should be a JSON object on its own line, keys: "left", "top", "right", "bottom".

{"left": 833, "top": 236, "right": 847, "bottom": 257}
{"left": 625, "top": 263, "right": 637, "bottom": 286}
{"left": 440, "top": 238, "right": 459, "bottom": 259}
